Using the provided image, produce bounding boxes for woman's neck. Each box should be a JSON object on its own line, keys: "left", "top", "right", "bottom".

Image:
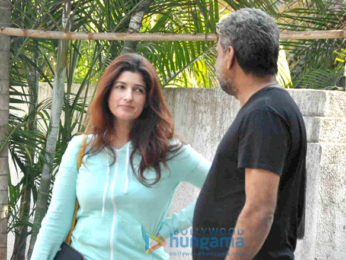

{"left": 112, "top": 120, "right": 132, "bottom": 149}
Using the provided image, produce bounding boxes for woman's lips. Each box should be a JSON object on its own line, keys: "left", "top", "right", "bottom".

{"left": 119, "top": 105, "right": 134, "bottom": 109}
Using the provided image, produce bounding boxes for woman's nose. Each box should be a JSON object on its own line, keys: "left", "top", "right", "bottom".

{"left": 123, "top": 88, "right": 133, "bottom": 101}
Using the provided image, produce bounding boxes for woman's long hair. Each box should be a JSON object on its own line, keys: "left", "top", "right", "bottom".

{"left": 84, "top": 53, "right": 181, "bottom": 186}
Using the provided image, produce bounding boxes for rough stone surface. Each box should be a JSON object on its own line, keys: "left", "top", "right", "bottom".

{"left": 287, "top": 89, "right": 327, "bottom": 117}
{"left": 319, "top": 118, "right": 346, "bottom": 143}
{"left": 303, "top": 117, "right": 346, "bottom": 143}
{"left": 303, "top": 116, "right": 321, "bottom": 143}
{"left": 294, "top": 144, "right": 322, "bottom": 260}
{"left": 325, "top": 91, "right": 346, "bottom": 118}
{"left": 313, "top": 145, "right": 346, "bottom": 260}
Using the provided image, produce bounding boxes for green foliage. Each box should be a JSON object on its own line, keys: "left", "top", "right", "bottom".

{"left": 334, "top": 48, "right": 346, "bottom": 66}
{"left": 276, "top": 3, "right": 346, "bottom": 89}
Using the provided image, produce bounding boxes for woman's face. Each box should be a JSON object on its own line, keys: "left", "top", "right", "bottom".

{"left": 108, "top": 71, "right": 147, "bottom": 125}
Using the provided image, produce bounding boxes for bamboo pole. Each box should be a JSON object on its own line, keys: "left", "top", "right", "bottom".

{"left": 280, "top": 30, "right": 346, "bottom": 40}
{"left": 0, "top": 27, "right": 345, "bottom": 41}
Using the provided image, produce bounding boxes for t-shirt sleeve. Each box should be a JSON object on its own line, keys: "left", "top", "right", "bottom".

{"left": 238, "top": 109, "right": 289, "bottom": 176}
{"left": 31, "top": 135, "right": 83, "bottom": 260}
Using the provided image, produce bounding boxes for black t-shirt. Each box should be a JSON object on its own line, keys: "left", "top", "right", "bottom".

{"left": 192, "top": 86, "right": 307, "bottom": 260}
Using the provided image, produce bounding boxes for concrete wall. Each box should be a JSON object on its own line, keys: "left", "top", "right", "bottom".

{"left": 163, "top": 88, "right": 346, "bottom": 260}
{"left": 7, "top": 86, "right": 346, "bottom": 259}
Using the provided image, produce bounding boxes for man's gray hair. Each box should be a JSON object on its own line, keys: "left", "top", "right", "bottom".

{"left": 218, "top": 8, "right": 280, "bottom": 77}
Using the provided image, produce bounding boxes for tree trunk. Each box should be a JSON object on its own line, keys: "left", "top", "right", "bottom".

{"left": 0, "top": 0, "right": 11, "bottom": 259}
{"left": 27, "top": 2, "right": 71, "bottom": 259}
{"left": 11, "top": 186, "right": 31, "bottom": 260}
{"left": 120, "top": 0, "right": 153, "bottom": 54}
{"left": 11, "top": 40, "right": 39, "bottom": 260}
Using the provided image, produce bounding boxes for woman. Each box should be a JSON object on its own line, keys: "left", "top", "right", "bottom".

{"left": 31, "top": 53, "right": 210, "bottom": 260}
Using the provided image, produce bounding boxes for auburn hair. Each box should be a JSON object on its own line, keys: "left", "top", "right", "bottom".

{"left": 84, "top": 53, "right": 181, "bottom": 186}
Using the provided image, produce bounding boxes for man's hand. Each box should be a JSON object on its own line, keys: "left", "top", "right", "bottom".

{"left": 225, "top": 168, "right": 280, "bottom": 260}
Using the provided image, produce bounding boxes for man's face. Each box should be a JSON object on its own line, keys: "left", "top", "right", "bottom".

{"left": 215, "top": 38, "right": 238, "bottom": 97}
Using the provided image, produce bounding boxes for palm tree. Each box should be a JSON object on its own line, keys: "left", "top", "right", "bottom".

{"left": 10, "top": 41, "right": 40, "bottom": 260}
{"left": 8, "top": 2, "right": 59, "bottom": 258}
{"left": 121, "top": 0, "right": 154, "bottom": 54}
{"left": 0, "top": 0, "right": 11, "bottom": 259}
{"left": 274, "top": 0, "right": 345, "bottom": 89}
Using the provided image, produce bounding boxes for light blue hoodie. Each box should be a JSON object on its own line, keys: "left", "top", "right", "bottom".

{"left": 31, "top": 135, "right": 210, "bottom": 260}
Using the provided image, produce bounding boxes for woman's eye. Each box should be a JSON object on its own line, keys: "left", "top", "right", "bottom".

{"left": 115, "top": 85, "right": 125, "bottom": 89}
{"left": 135, "top": 88, "right": 145, "bottom": 93}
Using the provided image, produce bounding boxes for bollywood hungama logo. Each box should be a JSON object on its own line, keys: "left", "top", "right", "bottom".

{"left": 145, "top": 232, "right": 166, "bottom": 254}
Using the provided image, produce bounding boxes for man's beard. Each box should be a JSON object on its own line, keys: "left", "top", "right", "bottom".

{"left": 217, "top": 73, "right": 238, "bottom": 97}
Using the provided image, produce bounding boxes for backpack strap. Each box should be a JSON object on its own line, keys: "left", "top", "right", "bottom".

{"left": 65, "top": 134, "right": 87, "bottom": 244}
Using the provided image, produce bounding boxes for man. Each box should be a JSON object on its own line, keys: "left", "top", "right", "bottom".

{"left": 192, "top": 8, "right": 307, "bottom": 260}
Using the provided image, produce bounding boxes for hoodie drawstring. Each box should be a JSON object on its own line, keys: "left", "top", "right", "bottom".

{"left": 102, "top": 153, "right": 111, "bottom": 217}
{"left": 123, "top": 144, "right": 130, "bottom": 194}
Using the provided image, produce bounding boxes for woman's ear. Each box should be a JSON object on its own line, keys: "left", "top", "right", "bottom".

{"left": 226, "top": 46, "right": 235, "bottom": 70}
